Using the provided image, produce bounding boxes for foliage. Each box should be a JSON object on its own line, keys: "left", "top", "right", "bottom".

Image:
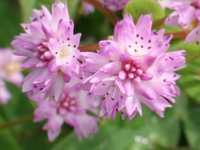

{"left": 0, "top": 0, "right": 200, "bottom": 149}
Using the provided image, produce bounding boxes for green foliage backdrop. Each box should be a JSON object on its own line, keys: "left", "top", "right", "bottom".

{"left": 0, "top": 0, "right": 200, "bottom": 149}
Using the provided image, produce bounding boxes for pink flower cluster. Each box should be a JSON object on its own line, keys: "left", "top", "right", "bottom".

{"left": 12, "top": 2, "right": 99, "bottom": 141}
{"left": 160, "top": 0, "right": 200, "bottom": 43}
{"left": 0, "top": 49, "right": 23, "bottom": 104}
{"left": 12, "top": 1, "right": 185, "bottom": 141}
{"left": 83, "top": 15, "right": 185, "bottom": 118}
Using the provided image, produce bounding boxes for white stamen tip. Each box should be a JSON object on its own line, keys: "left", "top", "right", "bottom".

{"left": 128, "top": 73, "right": 134, "bottom": 79}
{"left": 118, "top": 71, "right": 126, "bottom": 80}
{"left": 125, "top": 64, "right": 131, "bottom": 71}
{"left": 136, "top": 69, "right": 143, "bottom": 75}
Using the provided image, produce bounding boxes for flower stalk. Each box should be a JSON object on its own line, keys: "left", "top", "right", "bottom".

{"left": 84, "top": 0, "right": 118, "bottom": 25}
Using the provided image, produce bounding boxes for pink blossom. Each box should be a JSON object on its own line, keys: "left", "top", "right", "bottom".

{"left": 0, "top": 48, "right": 23, "bottom": 104}
{"left": 12, "top": 2, "right": 99, "bottom": 141}
{"left": 34, "top": 85, "right": 98, "bottom": 141}
{"left": 160, "top": 0, "right": 200, "bottom": 43}
{"left": 82, "top": 2, "right": 95, "bottom": 14}
{"left": 83, "top": 15, "right": 185, "bottom": 119}
{"left": 102, "top": 0, "right": 130, "bottom": 11}
{"left": 12, "top": 2, "right": 83, "bottom": 101}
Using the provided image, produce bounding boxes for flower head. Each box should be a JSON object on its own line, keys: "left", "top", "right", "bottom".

{"left": 0, "top": 48, "right": 23, "bottom": 104}
{"left": 34, "top": 85, "right": 99, "bottom": 141}
{"left": 12, "top": 1, "right": 99, "bottom": 141}
{"left": 160, "top": 0, "right": 200, "bottom": 43}
{"left": 83, "top": 15, "right": 185, "bottom": 118}
{"left": 82, "top": 2, "right": 95, "bottom": 14}
{"left": 12, "top": 2, "right": 83, "bottom": 101}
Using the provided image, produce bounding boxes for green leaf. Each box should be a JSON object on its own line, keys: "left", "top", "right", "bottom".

{"left": 2, "top": 83, "right": 33, "bottom": 119}
{"left": 0, "top": 83, "right": 56, "bottom": 150}
{"left": 123, "top": 107, "right": 180, "bottom": 149}
{"left": 125, "top": 0, "right": 165, "bottom": 21}
{"left": 17, "top": 123, "right": 55, "bottom": 150}
{"left": 183, "top": 104, "right": 200, "bottom": 150}
{"left": 171, "top": 42, "right": 200, "bottom": 103}
{"left": 64, "top": 0, "right": 80, "bottom": 19}
{"left": 0, "top": 82, "right": 33, "bottom": 136}
{"left": 0, "top": 0, "right": 21, "bottom": 46}
{"left": 19, "top": 0, "right": 36, "bottom": 21}
{"left": 52, "top": 125, "right": 137, "bottom": 150}
{"left": 0, "top": 118, "right": 21, "bottom": 150}
{"left": 77, "top": 11, "right": 112, "bottom": 42}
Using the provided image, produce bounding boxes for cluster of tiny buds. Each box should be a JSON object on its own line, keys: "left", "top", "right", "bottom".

{"left": 118, "top": 60, "right": 152, "bottom": 82}
{"left": 191, "top": 1, "right": 200, "bottom": 8}
{"left": 37, "top": 42, "right": 53, "bottom": 62}
{"left": 59, "top": 95, "right": 78, "bottom": 114}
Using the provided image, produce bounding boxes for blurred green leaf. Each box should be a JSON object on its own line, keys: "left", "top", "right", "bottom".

{"left": 0, "top": 117, "right": 21, "bottom": 150}
{"left": 52, "top": 125, "right": 138, "bottom": 150}
{"left": 19, "top": 0, "right": 36, "bottom": 21}
{"left": 0, "top": 83, "right": 56, "bottom": 150}
{"left": 0, "top": 0, "right": 21, "bottom": 46}
{"left": 0, "top": 130, "right": 21, "bottom": 150}
{"left": 17, "top": 123, "right": 55, "bottom": 150}
{"left": 171, "top": 42, "right": 200, "bottom": 103}
{"left": 64, "top": 0, "right": 80, "bottom": 19}
{"left": 183, "top": 104, "right": 200, "bottom": 150}
{"left": 125, "top": 0, "right": 165, "bottom": 21}
{"left": 123, "top": 107, "right": 180, "bottom": 149}
{"left": 77, "top": 11, "right": 112, "bottom": 42}
{"left": 2, "top": 83, "right": 33, "bottom": 120}
{"left": 0, "top": 82, "right": 33, "bottom": 141}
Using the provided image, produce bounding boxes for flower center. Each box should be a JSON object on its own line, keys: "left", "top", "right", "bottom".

{"left": 54, "top": 44, "right": 75, "bottom": 66}
{"left": 59, "top": 95, "right": 77, "bottom": 113}
{"left": 5, "top": 62, "right": 21, "bottom": 75}
{"left": 37, "top": 42, "right": 53, "bottom": 63}
{"left": 118, "top": 60, "right": 152, "bottom": 82}
{"left": 57, "top": 47, "right": 71, "bottom": 61}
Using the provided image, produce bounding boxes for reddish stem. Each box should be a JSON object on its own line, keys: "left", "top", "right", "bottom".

{"left": 79, "top": 44, "right": 99, "bottom": 51}
{"left": 84, "top": 0, "right": 118, "bottom": 25}
{"left": 166, "top": 30, "right": 190, "bottom": 39}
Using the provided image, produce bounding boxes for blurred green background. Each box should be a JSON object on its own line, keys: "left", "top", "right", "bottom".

{"left": 0, "top": 0, "right": 200, "bottom": 150}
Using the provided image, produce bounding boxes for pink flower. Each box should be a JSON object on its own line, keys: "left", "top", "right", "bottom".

{"left": 82, "top": 0, "right": 130, "bottom": 14}
{"left": 12, "top": 2, "right": 82, "bottom": 101}
{"left": 102, "top": 0, "right": 130, "bottom": 11}
{"left": 34, "top": 85, "right": 98, "bottom": 141}
{"left": 160, "top": 0, "right": 200, "bottom": 43}
{"left": 82, "top": 2, "right": 95, "bottom": 14}
{"left": 83, "top": 15, "right": 185, "bottom": 119}
{"left": 12, "top": 2, "right": 99, "bottom": 141}
{"left": 0, "top": 48, "right": 23, "bottom": 104}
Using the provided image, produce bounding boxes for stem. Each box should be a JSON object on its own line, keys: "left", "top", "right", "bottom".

{"left": 84, "top": 0, "right": 118, "bottom": 25}
{"left": 0, "top": 115, "right": 33, "bottom": 129}
{"left": 166, "top": 30, "right": 190, "bottom": 39}
{"left": 153, "top": 18, "right": 166, "bottom": 28}
{"left": 79, "top": 44, "right": 99, "bottom": 51}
